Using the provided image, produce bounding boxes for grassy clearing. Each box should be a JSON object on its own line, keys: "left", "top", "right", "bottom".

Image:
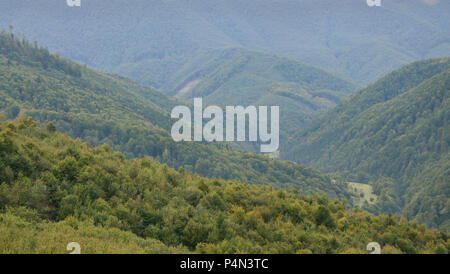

{"left": 347, "top": 182, "right": 378, "bottom": 207}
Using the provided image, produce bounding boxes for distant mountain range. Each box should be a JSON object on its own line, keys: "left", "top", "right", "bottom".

{"left": 1, "top": 0, "right": 449, "bottom": 87}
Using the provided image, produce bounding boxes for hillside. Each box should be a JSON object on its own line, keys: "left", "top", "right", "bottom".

{"left": 284, "top": 58, "right": 450, "bottom": 228}
{"left": 167, "top": 48, "right": 356, "bottom": 149}
{"left": 0, "top": 119, "right": 448, "bottom": 254}
{"left": 1, "top": 0, "right": 448, "bottom": 87}
{"left": 0, "top": 31, "right": 349, "bottom": 199}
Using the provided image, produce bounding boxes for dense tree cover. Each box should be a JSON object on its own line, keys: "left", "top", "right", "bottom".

{"left": 0, "top": 32, "right": 349, "bottom": 198}
{"left": 0, "top": 211, "right": 185, "bottom": 254}
{"left": 1, "top": 1, "right": 449, "bottom": 86}
{"left": 0, "top": 119, "right": 448, "bottom": 254}
{"left": 0, "top": 29, "right": 81, "bottom": 78}
{"left": 403, "top": 154, "right": 450, "bottom": 229}
{"left": 284, "top": 58, "right": 450, "bottom": 228}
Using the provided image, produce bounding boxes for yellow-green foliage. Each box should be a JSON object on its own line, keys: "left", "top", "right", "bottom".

{"left": 0, "top": 119, "right": 448, "bottom": 254}
{"left": 0, "top": 211, "right": 185, "bottom": 254}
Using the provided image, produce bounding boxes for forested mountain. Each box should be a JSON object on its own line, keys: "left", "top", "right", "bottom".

{"left": 0, "top": 119, "right": 448, "bottom": 254}
{"left": 0, "top": 31, "right": 349, "bottom": 199}
{"left": 167, "top": 48, "right": 356, "bottom": 150}
{"left": 1, "top": 0, "right": 448, "bottom": 87}
{"left": 1, "top": 0, "right": 449, "bottom": 256}
{"left": 284, "top": 58, "right": 450, "bottom": 228}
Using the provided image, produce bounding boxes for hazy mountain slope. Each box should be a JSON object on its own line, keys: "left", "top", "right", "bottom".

{"left": 0, "top": 32, "right": 349, "bottom": 198}
{"left": 167, "top": 48, "right": 356, "bottom": 150}
{"left": 174, "top": 48, "right": 355, "bottom": 99}
{"left": 0, "top": 0, "right": 448, "bottom": 86}
{"left": 284, "top": 58, "right": 450, "bottom": 228}
{"left": 0, "top": 120, "right": 448, "bottom": 254}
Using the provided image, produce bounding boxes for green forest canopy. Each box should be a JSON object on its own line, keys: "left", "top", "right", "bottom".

{"left": 0, "top": 118, "right": 448, "bottom": 254}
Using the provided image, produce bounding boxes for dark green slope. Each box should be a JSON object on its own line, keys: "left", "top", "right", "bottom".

{"left": 285, "top": 58, "right": 449, "bottom": 166}
{"left": 404, "top": 154, "right": 450, "bottom": 229}
{"left": 284, "top": 58, "right": 450, "bottom": 228}
{"left": 0, "top": 32, "right": 349, "bottom": 199}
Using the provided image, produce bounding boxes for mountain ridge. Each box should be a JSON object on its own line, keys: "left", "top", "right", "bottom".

{"left": 1, "top": 0, "right": 449, "bottom": 87}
